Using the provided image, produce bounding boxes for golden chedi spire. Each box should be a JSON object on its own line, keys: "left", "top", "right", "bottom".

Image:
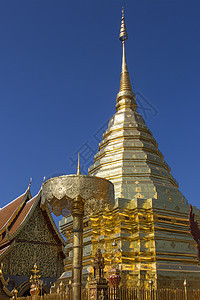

{"left": 116, "top": 7, "right": 137, "bottom": 112}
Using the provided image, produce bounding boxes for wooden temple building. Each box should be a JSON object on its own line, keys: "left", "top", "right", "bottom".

{"left": 59, "top": 9, "right": 200, "bottom": 289}
{"left": 0, "top": 183, "right": 65, "bottom": 297}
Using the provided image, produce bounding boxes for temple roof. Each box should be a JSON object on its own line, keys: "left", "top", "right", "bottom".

{"left": 0, "top": 185, "right": 65, "bottom": 256}
{"left": 6, "top": 196, "right": 36, "bottom": 240}
{"left": 0, "top": 191, "right": 31, "bottom": 232}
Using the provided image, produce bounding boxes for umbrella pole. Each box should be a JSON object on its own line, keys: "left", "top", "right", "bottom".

{"left": 72, "top": 195, "right": 84, "bottom": 300}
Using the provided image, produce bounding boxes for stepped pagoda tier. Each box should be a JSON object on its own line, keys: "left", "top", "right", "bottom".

{"left": 60, "top": 8, "right": 200, "bottom": 288}
{"left": 89, "top": 8, "right": 181, "bottom": 203}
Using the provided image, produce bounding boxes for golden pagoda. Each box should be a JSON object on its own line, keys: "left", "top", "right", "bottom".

{"left": 59, "top": 8, "right": 200, "bottom": 289}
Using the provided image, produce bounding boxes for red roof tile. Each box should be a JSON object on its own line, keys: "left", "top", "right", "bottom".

{"left": 0, "top": 195, "right": 37, "bottom": 246}
{"left": 9, "top": 196, "right": 36, "bottom": 237}
{"left": 0, "top": 193, "right": 27, "bottom": 231}
{"left": 0, "top": 190, "right": 65, "bottom": 257}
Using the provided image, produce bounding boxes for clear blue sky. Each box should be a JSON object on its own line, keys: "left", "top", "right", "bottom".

{"left": 0, "top": 0, "right": 200, "bottom": 216}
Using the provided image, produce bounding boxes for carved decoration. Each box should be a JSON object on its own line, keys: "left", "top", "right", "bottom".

{"left": 18, "top": 206, "right": 56, "bottom": 244}
{"left": 41, "top": 175, "right": 114, "bottom": 217}
{"left": 98, "top": 289, "right": 105, "bottom": 300}
{"left": 11, "top": 241, "right": 58, "bottom": 277}
{"left": 0, "top": 263, "right": 11, "bottom": 297}
{"left": 189, "top": 204, "right": 200, "bottom": 259}
{"left": 5, "top": 206, "right": 64, "bottom": 277}
{"left": 0, "top": 257, "right": 7, "bottom": 276}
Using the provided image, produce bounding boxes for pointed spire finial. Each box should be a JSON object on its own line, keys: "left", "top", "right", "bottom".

{"left": 77, "top": 153, "right": 81, "bottom": 175}
{"left": 116, "top": 7, "right": 137, "bottom": 112}
{"left": 119, "top": 7, "right": 128, "bottom": 43}
{"left": 40, "top": 176, "right": 46, "bottom": 192}
{"left": 28, "top": 178, "right": 32, "bottom": 190}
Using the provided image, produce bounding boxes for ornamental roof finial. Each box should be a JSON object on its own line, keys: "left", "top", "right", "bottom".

{"left": 116, "top": 7, "right": 137, "bottom": 112}
{"left": 28, "top": 178, "right": 32, "bottom": 190}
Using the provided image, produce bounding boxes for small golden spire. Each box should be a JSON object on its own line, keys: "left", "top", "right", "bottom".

{"left": 40, "top": 176, "right": 46, "bottom": 192}
{"left": 28, "top": 178, "right": 32, "bottom": 190}
{"left": 77, "top": 153, "right": 81, "bottom": 175}
{"left": 116, "top": 7, "right": 137, "bottom": 112}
